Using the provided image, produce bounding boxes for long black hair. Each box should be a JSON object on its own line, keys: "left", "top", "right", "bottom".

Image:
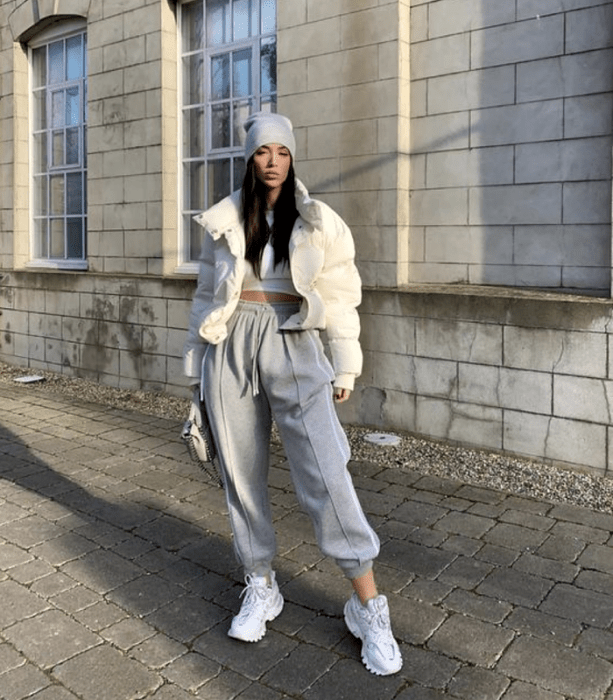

{"left": 241, "top": 158, "right": 299, "bottom": 279}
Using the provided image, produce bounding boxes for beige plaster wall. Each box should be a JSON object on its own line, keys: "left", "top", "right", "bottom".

{"left": 278, "top": 0, "right": 411, "bottom": 287}
{"left": 0, "top": 0, "right": 183, "bottom": 390}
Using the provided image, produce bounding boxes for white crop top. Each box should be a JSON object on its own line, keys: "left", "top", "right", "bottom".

{"left": 242, "top": 211, "right": 299, "bottom": 296}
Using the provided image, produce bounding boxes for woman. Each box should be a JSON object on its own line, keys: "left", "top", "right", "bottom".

{"left": 184, "top": 112, "right": 402, "bottom": 676}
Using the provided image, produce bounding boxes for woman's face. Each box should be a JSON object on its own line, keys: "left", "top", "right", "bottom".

{"left": 253, "top": 143, "right": 292, "bottom": 194}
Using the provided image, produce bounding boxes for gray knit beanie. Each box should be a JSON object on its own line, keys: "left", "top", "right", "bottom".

{"left": 243, "top": 111, "right": 296, "bottom": 163}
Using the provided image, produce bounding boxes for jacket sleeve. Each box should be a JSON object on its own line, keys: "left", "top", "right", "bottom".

{"left": 183, "top": 232, "right": 216, "bottom": 383}
{"left": 316, "top": 208, "right": 363, "bottom": 391}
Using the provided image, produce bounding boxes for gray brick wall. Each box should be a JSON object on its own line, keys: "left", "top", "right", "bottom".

{"left": 340, "top": 287, "right": 613, "bottom": 475}
{"left": 0, "top": 271, "right": 194, "bottom": 395}
{"left": 410, "top": 0, "right": 613, "bottom": 295}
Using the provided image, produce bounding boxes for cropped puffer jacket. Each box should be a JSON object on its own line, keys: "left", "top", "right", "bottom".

{"left": 183, "top": 178, "right": 363, "bottom": 391}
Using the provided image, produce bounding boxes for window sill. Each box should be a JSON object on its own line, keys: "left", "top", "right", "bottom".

{"left": 26, "top": 260, "right": 89, "bottom": 272}
{"left": 174, "top": 261, "right": 199, "bottom": 276}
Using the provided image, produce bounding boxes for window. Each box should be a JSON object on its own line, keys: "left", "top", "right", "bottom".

{"left": 30, "top": 22, "right": 87, "bottom": 268}
{"left": 180, "top": 0, "right": 277, "bottom": 263}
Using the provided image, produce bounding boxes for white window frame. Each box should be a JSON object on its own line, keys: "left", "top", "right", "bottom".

{"left": 177, "top": 0, "right": 277, "bottom": 273}
{"left": 28, "top": 18, "right": 88, "bottom": 271}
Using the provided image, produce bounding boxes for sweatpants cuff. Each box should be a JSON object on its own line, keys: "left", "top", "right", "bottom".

{"left": 339, "top": 560, "right": 374, "bottom": 580}
{"left": 245, "top": 563, "right": 274, "bottom": 578}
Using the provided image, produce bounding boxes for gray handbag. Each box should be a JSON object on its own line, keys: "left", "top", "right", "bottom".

{"left": 181, "top": 387, "right": 223, "bottom": 488}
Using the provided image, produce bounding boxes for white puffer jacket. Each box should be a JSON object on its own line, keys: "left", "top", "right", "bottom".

{"left": 183, "top": 179, "right": 363, "bottom": 390}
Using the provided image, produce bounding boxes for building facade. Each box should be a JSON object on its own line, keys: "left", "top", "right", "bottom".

{"left": 1, "top": 0, "right": 613, "bottom": 475}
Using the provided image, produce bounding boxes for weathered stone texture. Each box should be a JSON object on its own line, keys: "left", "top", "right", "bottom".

{"left": 0, "top": 271, "right": 194, "bottom": 395}
{"left": 346, "top": 287, "right": 613, "bottom": 475}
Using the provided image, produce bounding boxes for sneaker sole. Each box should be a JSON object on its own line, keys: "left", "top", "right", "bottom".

{"left": 360, "top": 650, "right": 403, "bottom": 677}
{"left": 228, "top": 593, "right": 284, "bottom": 643}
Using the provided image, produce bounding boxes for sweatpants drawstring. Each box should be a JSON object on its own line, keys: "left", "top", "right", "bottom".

{"left": 250, "top": 306, "right": 266, "bottom": 397}
{"left": 214, "top": 300, "right": 300, "bottom": 398}
{"left": 251, "top": 326, "right": 261, "bottom": 397}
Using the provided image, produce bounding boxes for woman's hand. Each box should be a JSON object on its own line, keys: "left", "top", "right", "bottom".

{"left": 333, "top": 388, "right": 352, "bottom": 403}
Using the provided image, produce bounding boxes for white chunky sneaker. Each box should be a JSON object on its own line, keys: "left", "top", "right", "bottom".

{"left": 228, "top": 573, "right": 284, "bottom": 642}
{"left": 344, "top": 593, "right": 403, "bottom": 675}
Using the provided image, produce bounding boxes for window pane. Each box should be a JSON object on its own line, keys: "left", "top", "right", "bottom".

{"left": 51, "top": 90, "right": 65, "bottom": 127}
{"left": 260, "top": 38, "right": 276, "bottom": 94}
{"left": 66, "top": 128, "right": 79, "bottom": 165}
{"left": 48, "top": 40, "right": 64, "bottom": 84}
{"left": 211, "top": 54, "right": 230, "bottom": 100}
{"left": 182, "top": 1, "right": 204, "bottom": 52}
{"left": 183, "top": 54, "right": 205, "bottom": 105}
{"left": 232, "top": 99, "right": 251, "bottom": 148}
{"left": 186, "top": 161, "right": 205, "bottom": 211}
{"left": 184, "top": 107, "right": 205, "bottom": 157}
{"left": 33, "top": 90, "right": 46, "bottom": 130}
{"left": 34, "top": 176, "right": 48, "bottom": 216}
{"left": 208, "top": 159, "right": 230, "bottom": 204}
{"left": 188, "top": 215, "right": 204, "bottom": 261}
{"left": 66, "top": 87, "right": 80, "bottom": 125}
{"left": 211, "top": 103, "right": 230, "bottom": 149}
{"left": 34, "top": 219, "right": 49, "bottom": 258}
{"left": 50, "top": 219, "right": 65, "bottom": 257}
{"left": 33, "top": 132, "right": 48, "bottom": 173}
{"left": 66, "top": 35, "right": 82, "bottom": 80}
{"left": 50, "top": 175, "right": 65, "bottom": 215}
{"left": 52, "top": 130, "right": 65, "bottom": 167}
{"left": 261, "top": 0, "right": 276, "bottom": 33}
{"left": 233, "top": 48, "right": 252, "bottom": 97}
{"left": 66, "top": 218, "right": 83, "bottom": 258}
{"left": 66, "top": 172, "right": 82, "bottom": 214}
{"left": 32, "top": 46, "right": 47, "bottom": 87}
{"left": 260, "top": 95, "right": 276, "bottom": 113}
{"left": 233, "top": 0, "right": 252, "bottom": 40}
{"left": 207, "top": 0, "right": 231, "bottom": 45}
{"left": 233, "top": 156, "right": 246, "bottom": 191}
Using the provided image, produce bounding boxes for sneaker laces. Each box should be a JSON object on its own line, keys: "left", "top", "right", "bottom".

{"left": 238, "top": 575, "right": 270, "bottom": 614}
{"left": 364, "top": 598, "right": 395, "bottom": 648}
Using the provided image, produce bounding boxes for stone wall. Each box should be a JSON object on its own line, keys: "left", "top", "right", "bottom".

{"left": 0, "top": 0, "right": 183, "bottom": 389}
{"left": 4, "top": 263, "right": 613, "bottom": 476}
{"left": 339, "top": 286, "right": 613, "bottom": 476}
{"left": 409, "top": 0, "right": 613, "bottom": 295}
{"left": 0, "top": 270, "right": 193, "bottom": 394}
{"left": 278, "top": 0, "right": 411, "bottom": 287}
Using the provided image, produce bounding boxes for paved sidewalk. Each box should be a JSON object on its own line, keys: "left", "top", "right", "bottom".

{"left": 1, "top": 385, "right": 613, "bottom": 700}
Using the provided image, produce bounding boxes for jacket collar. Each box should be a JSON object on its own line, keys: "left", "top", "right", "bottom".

{"left": 294, "top": 178, "right": 324, "bottom": 230}
{"left": 193, "top": 189, "right": 243, "bottom": 238}
{"left": 192, "top": 177, "right": 324, "bottom": 253}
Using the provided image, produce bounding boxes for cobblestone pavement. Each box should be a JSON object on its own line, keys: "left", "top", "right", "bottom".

{"left": 2, "top": 385, "right": 613, "bottom": 700}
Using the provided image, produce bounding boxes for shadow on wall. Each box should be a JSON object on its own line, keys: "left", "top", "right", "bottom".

{"left": 477, "top": 2, "right": 613, "bottom": 295}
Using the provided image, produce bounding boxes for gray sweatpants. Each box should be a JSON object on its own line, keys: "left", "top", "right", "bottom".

{"left": 201, "top": 300, "right": 380, "bottom": 580}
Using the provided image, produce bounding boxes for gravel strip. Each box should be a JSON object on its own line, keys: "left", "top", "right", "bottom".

{"left": 0, "top": 363, "right": 190, "bottom": 420}
{"left": 1, "top": 361, "right": 612, "bottom": 514}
